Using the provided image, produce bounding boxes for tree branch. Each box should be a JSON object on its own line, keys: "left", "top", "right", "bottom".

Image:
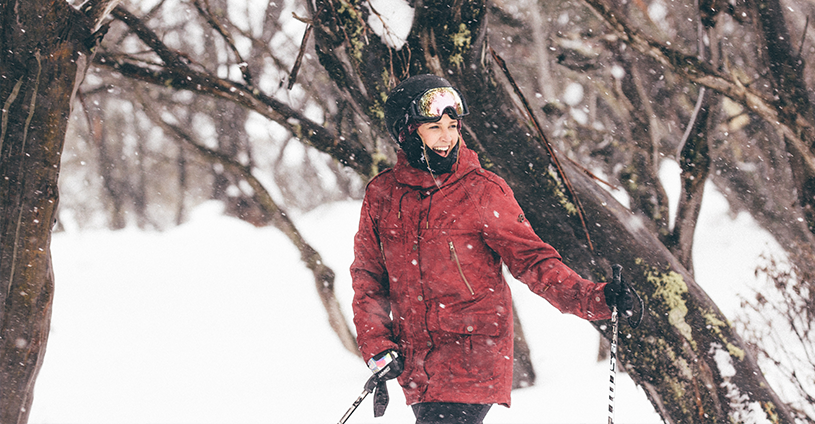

{"left": 581, "top": 0, "right": 815, "bottom": 175}
{"left": 78, "top": 0, "right": 122, "bottom": 31}
{"left": 192, "top": 0, "right": 254, "bottom": 87}
{"left": 109, "top": 5, "right": 187, "bottom": 68}
{"left": 100, "top": 57, "right": 375, "bottom": 175}
{"left": 670, "top": 89, "right": 716, "bottom": 272}
{"left": 490, "top": 47, "right": 594, "bottom": 251}
{"left": 138, "top": 101, "right": 359, "bottom": 356}
{"left": 103, "top": 5, "right": 381, "bottom": 178}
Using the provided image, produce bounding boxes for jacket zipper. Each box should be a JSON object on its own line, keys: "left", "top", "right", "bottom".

{"left": 448, "top": 241, "right": 475, "bottom": 296}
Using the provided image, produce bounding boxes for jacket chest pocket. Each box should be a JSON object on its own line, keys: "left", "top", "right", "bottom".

{"left": 444, "top": 235, "right": 499, "bottom": 297}
{"left": 448, "top": 240, "right": 475, "bottom": 296}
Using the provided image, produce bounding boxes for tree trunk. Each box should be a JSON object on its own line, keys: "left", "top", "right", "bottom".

{"left": 746, "top": 0, "right": 815, "bottom": 278}
{"left": 310, "top": 0, "right": 796, "bottom": 422}
{"left": 0, "top": 1, "right": 116, "bottom": 422}
{"left": 669, "top": 88, "right": 716, "bottom": 273}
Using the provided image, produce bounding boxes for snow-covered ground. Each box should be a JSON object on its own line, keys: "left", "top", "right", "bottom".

{"left": 28, "top": 162, "right": 782, "bottom": 423}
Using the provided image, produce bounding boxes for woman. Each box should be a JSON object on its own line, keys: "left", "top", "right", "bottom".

{"left": 350, "top": 74, "right": 635, "bottom": 424}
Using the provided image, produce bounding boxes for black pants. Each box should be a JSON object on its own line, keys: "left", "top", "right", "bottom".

{"left": 411, "top": 402, "right": 492, "bottom": 424}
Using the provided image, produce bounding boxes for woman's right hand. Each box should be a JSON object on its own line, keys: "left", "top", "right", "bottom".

{"left": 367, "top": 349, "right": 404, "bottom": 381}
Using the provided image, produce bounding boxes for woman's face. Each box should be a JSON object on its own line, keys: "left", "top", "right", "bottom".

{"left": 416, "top": 114, "right": 459, "bottom": 158}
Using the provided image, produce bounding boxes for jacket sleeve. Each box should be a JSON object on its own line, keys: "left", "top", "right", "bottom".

{"left": 479, "top": 176, "right": 611, "bottom": 321}
{"left": 350, "top": 188, "right": 399, "bottom": 361}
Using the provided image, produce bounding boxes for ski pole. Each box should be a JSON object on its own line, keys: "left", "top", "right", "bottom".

{"left": 608, "top": 264, "right": 622, "bottom": 424}
{"left": 338, "top": 374, "right": 379, "bottom": 424}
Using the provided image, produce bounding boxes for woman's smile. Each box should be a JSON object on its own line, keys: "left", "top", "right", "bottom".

{"left": 417, "top": 114, "right": 459, "bottom": 158}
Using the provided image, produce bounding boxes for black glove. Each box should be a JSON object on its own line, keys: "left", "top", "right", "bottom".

{"left": 604, "top": 264, "right": 643, "bottom": 328}
{"left": 367, "top": 350, "right": 404, "bottom": 381}
{"left": 367, "top": 350, "right": 403, "bottom": 417}
{"left": 604, "top": 277, "right": 634, "bottom": 314}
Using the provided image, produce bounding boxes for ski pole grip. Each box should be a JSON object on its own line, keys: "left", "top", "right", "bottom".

{"left": 612, "top": 264, "right": 622, "bottom": 286}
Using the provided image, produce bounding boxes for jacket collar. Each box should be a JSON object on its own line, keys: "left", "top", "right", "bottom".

{"left": 392, "top": 139, "right": 481, "bottom": 190}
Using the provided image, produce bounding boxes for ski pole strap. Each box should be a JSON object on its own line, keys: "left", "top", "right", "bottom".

{"left": 373, "top": 380, "right": 389, "bottom": 417}
{"left": 626, "top": 284, "right": 645, "bottom": 329}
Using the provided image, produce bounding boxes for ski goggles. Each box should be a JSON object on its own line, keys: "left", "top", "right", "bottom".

{"left": 408, "top": 86, "right": 469, "bottom": 123}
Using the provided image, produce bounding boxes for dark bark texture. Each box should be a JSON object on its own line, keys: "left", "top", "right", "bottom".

{"left": 0, "top": 1, "right": 114, "bottom": 422}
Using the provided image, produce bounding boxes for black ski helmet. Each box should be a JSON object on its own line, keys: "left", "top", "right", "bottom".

{"left": 383, "top": 74, "right": 469, "bottom": 142}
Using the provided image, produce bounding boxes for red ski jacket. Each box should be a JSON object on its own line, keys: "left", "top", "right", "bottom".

{"left": 351, "top": 142, "right": 612, "bottom": 407}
